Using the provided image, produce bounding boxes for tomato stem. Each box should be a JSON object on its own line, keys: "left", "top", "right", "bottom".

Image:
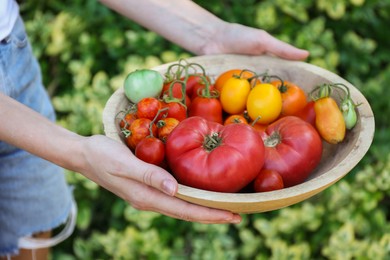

{"left": 203, "top": 132, "right": 222, "bottom": 151}
{"left": 149, "top": 107, "right": 169, "bottom": 136}
{"left": 263, "top": 131, "right": 281, "bottom": 147}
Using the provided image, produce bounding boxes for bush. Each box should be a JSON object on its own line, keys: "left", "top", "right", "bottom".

{"left": 20, "top": 0, "right": 390, "bottom": 259}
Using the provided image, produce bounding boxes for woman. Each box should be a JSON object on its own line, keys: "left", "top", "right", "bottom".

{"left": 0, "top": 0, "right": 309, "bottom": 259}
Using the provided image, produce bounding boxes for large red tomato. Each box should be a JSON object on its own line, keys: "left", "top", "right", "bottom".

{"left": 259, "top": 116, "right": 322, "bottom": 187}
{"left": 165, "top": 116, "right": 265, "bottom": 192}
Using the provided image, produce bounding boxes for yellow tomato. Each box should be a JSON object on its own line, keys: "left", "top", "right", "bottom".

{"left": 220, "top": 77, "right": 251, "bottom": 115}
{"left": 215, "top": 69, "right": 255, "bottom": 92}
{"left": 246, "top": 83, "right": 282, "bottom": 124}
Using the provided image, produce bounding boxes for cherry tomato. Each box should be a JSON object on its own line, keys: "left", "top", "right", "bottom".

{"left": 160, "top": 101, "right": 187, "bottom": 122}
{"left": 191, "top": 84, "right": 216, "bottom": 100}
{"left": 215, "top": 69, "right": 256, "bottom": 92}
{"left": 125, "top": 118, "right": 157, "bottom": 150}
{"left": 161, "top": 81, "right": 191, "bottom": 108}
{"left": 253, "top": 169, "right": 284, "bottom": 192}
{"left": 165, "top": 116, "right": 265, "bottom": 192}
{"left": 136, "top": 97, "right": 163, "bottom": 121}
{"left": 185, "top": 74, "right": 211, "bottom": 98}
{"left": 223, "top": 114, "right": 248, "bottom": 125}
{"left": 260, "top": 116, "right": 322, "bottom": 187}
{"left": 189, "top": 96, "right": 223, "bottom": 124}
{"left": 271, "top": 80, "right": 308, "bottom": 116}
{"left": 220, "top": 77, "right": 251, "bottom": 115}
{"left": 135, "top": 137, "right": 165, "bottom": 166}
{"left": 119, "top": 111, "right": 138, "bottom": 130}
{"left": 296, "top": 101, "right": 316, "bottom": 127}
{"left": 246, "top": 83, "right": 282, "bottom": 124}
{"left": 157, "top": 117, "right": 180, "bottom": 142}
{"left": 314, "top": 97, "right": 346, "bottom": 144}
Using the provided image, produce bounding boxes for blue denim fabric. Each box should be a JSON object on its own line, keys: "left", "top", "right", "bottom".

{"left": 0, "top": 16, "right": 73, "bottom": 256}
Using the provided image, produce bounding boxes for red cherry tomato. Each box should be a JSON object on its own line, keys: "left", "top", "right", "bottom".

{"left": 135, "top": 137, "right": 165, "bottom": 166}
{"left": 185, "top": 74, "right": 211, "bottom": 98}
{"left": 161, "top": 101, "right": 187, "bottom": 122}
{"left": 253, "top": 169, "right": 284, "bottom": 192}
{"left": 136, "top": 97, "right": 163, "bottom": 121}
{"left": 188, "top": 96, "right": 223, "bottom": 124}
{"left": 295, "top": 101, "right": 316, "bottom": 127}
{"left": 161, "top": 81, "right": 191, "bottom": 108}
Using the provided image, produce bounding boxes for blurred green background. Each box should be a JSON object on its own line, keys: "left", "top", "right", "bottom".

{"left": 20, "top": 0, "right": 389, "bottom": 259}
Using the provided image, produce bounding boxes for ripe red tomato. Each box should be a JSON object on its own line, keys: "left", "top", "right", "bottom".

{"left": 260, "top": 116, "right": 323, "bottom": 187}
{"left": 296, "top": 101, "right": 316, "bottom": 127}
{"left": 160, "top": 101, "right": 187, "bottom": 122}
{"left": 125, "top": 118, "right": 157, "bottom": 150}
{"left": 136, "top": 97, "right": 163, "bottom": 121}
{"left": 188, "top": 96, "right": 223, "bottom": 124}
{"left": 161, "top": 81, "right": 191, "bottom": 108}
{"left": 253, "top": 169, "right": 284, "bottom": 192}
{"left": 165, "top": 116, "right": 265, "bottom": 192}
{"left": 185, "top": 74, "right": 211, "bottom": 98}
{"left": 135, "top": 137, "right": 165, "bottom": 166}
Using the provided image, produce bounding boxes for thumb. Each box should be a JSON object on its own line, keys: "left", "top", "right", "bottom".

{"left": 119, "top": 155, "right": 178, "bottom": 196}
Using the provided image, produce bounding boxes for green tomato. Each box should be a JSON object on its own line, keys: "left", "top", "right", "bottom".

{"left": 124, "top": 69, "right": 164, "bottom": 103}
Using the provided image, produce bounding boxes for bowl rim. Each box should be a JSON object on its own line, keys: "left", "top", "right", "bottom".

{"left": 103, "top": 54, "right": 375, "bottom": 213}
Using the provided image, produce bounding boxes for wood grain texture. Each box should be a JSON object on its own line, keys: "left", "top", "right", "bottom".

{"left": 103, "top": 54, "right": 375, "bottom": 214}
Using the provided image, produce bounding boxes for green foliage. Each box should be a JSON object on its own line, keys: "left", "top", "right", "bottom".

{"left": 19, "top": 0, "right": 390, "bottom": 259}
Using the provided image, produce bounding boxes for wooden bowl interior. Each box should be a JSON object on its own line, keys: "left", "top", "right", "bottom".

{"left": 103, "top": 55, "right": 374, "bottom": 213}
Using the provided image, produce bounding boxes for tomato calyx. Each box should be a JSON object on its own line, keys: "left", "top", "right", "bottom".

{"left": 203, "top": 132, "right": 222, "bottom": 152}
{"left": 263, "top": 131, "right": 281, "bottom": 147}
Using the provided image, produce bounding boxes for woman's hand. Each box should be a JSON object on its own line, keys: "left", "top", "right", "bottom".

{"left": 0, "top": 93, "right": 241, "bottom": 224}
{"left": 199, "top": 22, "right": 309, "bottom": 60}
{"left": 100, "top": 0, "right": 309, "bottom": 61}
{"left": 78, "top": 135, "right": 242, "bottom": 224}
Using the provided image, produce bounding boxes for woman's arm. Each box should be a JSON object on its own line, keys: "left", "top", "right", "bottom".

{"left": 99, "top": 0, "right": 309, "bottom": 59}
{"left": 0, "top": 93, "right": 241, "bottom": 224}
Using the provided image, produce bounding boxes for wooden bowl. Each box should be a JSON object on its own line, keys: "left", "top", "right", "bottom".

{"left": 102, "top": 54, "right": 375, "bottom": 214}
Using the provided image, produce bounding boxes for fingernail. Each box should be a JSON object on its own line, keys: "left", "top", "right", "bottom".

{"left": 162, "top": 179, "right": 177, "bottom": 196}
{"left": 230, "top": 215, "right": 242, "bottom": 224}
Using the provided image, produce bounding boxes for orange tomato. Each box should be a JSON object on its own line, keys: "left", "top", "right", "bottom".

{"left": 314, "top": 97, "right": 346, "bottom": 144}
{"left": 271, "top": 80, "right": 307, "bottom": 116}
{"left": 157, "top": 117, "right": 180, "bottom": 142}
{"left": 223, "top": 114, "right": 248, "bottom": 125}
{"left": 215, "top": 69, "right": 256, "bottom": 92}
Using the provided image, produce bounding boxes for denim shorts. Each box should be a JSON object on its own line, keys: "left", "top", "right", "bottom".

{"left": 0, "top": 16, "right": 74, "bottom": 256}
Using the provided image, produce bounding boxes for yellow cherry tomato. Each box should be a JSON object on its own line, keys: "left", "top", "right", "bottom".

{"left": 220, "top": 77, "right": 251, "bottom": 115}
{"left": 246, "top": 83, "right": 282, "bottom": 124}
{"left": 215, "top": 69, "right": 256, "bottom": 92}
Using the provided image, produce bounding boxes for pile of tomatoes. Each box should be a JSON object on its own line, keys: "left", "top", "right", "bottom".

{"left": 118, "top": 60, "right": 358, "bottom": 193}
